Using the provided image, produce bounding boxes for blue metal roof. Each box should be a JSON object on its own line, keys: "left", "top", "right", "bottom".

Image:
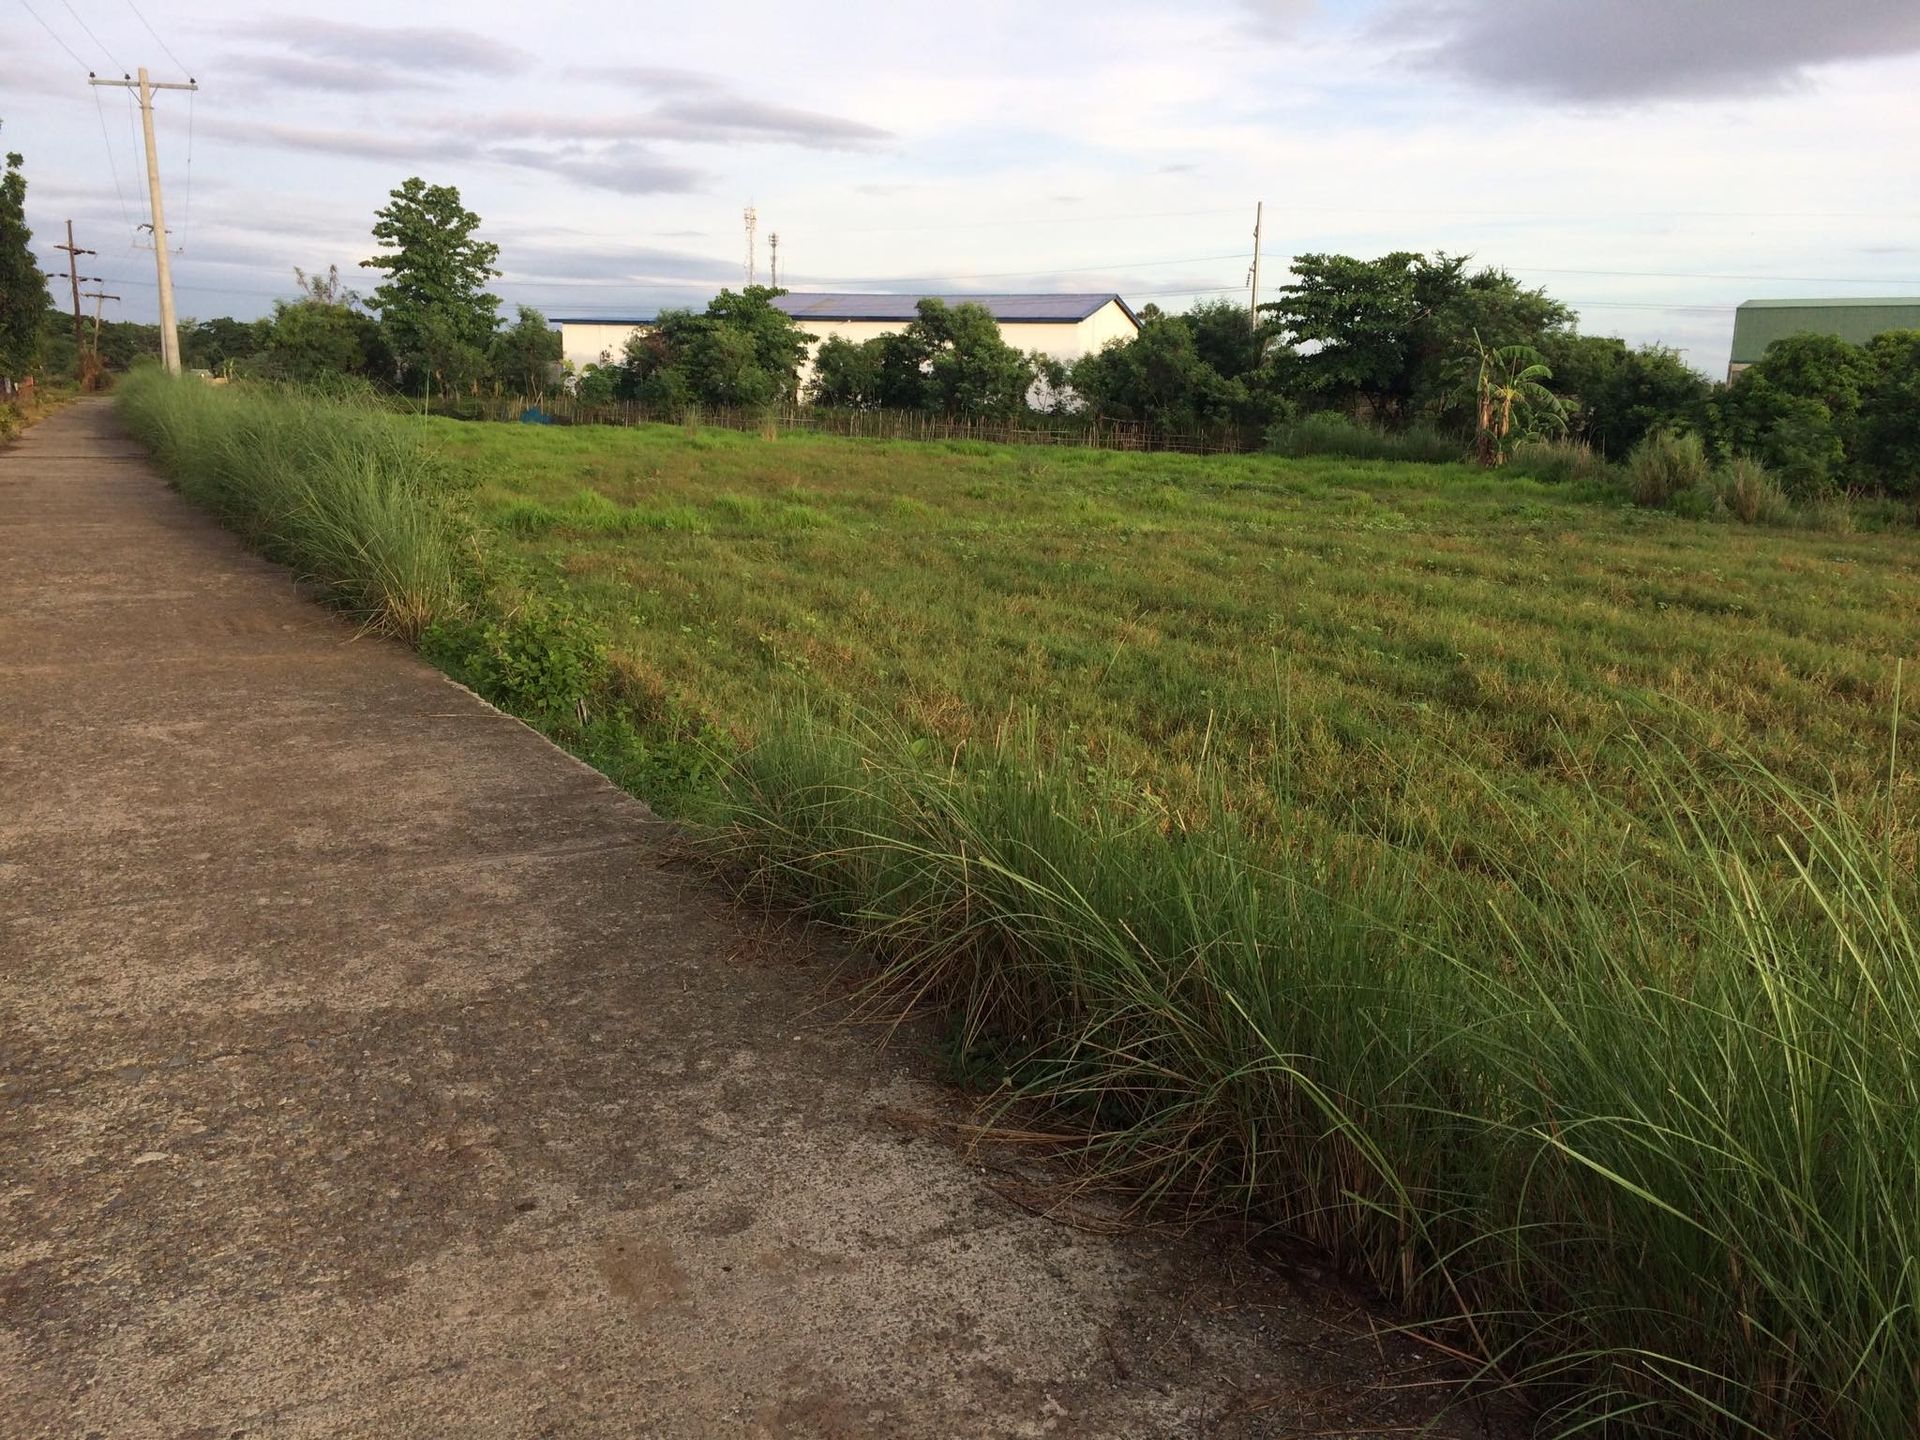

{"left": 773, "top": 292, "right": 1139, "bottom": 326}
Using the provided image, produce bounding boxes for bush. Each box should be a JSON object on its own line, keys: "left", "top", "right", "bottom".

{"left": 1265, "top": 412, "right": 1464, "bottom": 463}
{"left": 1715, "top": 455, "right": 1792, "bottom": 525}
{"left": 1624, "top": 429, "right": 1712, "bottom": 507}
{"left": 459, "top": 595, "right": 609, "bottom": 731}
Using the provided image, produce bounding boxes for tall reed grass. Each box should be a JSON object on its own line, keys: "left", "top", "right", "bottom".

{"left": 1265, "top": 411, "right": 1467, "bottom": 463}
{"left": 116, "top": 370, "right": 463, "bottom": 638}
{"left": 708, "top": 711, "right": 1919, "bottom": 1439}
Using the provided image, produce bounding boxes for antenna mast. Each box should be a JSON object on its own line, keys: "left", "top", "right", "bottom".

{"left": 743, "top": 204, "right": 758, "bottom": 286}
{"left": 769, "top": 232, "right": 779, "bottom": 289}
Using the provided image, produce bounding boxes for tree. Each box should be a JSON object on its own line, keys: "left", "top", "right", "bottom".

{"left": 1460, "top": 333, "right": 1564, "bottom": 466}
{"left": 257, "top": 266, "right": 390, "bottom": 384}
{"left": 489, "top": 306, "right": 563, "bottom": 395}
{"left": 360, "top": 177, "right": 500, "bottom": 389}
{"left": 0, "top": 141, "right": 44, "bottom": 382}
{"left": 618, "top": 287, "right": 812, "bottom": 410}
{"left": 1544, "top": 335, "right": 1711, "bottom": 459}
{"left": 1722, "top": 333, "right": 1879, "bottom": 495}
{"left": 1070, "top": 312, "right": 1247, "bottom": 432}
{"left": 1857, "top": 330, "right": 1920, "bottom": 499}
{"left": 807, "top": 333, "right": 880, "bottom": 407}
{"left": 915, "top": 300, "right": 1034, "bottom": 418}
{"left": 181, "top": 316, "right": 269, "bottom": 374}
{"left": 1264, "top": 251, "right": 1570, "bottom": 426}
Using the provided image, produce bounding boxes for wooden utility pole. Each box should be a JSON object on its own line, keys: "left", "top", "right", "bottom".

{"left": 83, "top": 290, "right": 120, "bottom": 356}
{"left": 1248, "top": 200, "right": 1264, "bottom": 365}
{"left": 88, "top": 67, "right": 198, "bottom": 375}
{"left": 55, "top": 221, "right": 96, "bottom": 381}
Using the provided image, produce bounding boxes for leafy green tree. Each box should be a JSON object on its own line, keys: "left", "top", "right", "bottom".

{"left": 181, "top": 316, "right": 269, "bottom": 374}
{"left": 1264, "top": 252, "right": 1570, "bottom": 426}
{"left": 1855, "top": 330, "right": 1920, "bottom": 499}
{"left": 489, "top": 306, "right": 563, "bottom": 395}
{"left": 360, "top": 177, "right": 500, "bottom": 388}
{"left": 807, "top": 333, "right": 881, "bottom": 407}
{"left": 1, "top": 142, "right": 45, "bottom": 382}
{"left": 257, "top": 267, "right": 390, "bottom": 384}
{"left": 913, "top": 300, "right": 1034, "bottom": 418}
{"left": 1544, "top": 335, "right": 1711, "bottom": 458}
{"left": 620, "top": 287, "right": 811, "bottom": 409}
{"left": 572, "top": 361, "right": 619, "bottom": 407}
{"left": 1070, "top": 312, "right": 1247, "bottom": 432}
{"left": 1183, "top": 297, "right": 1280, "bottom": 381}
{"left": 1722, "top": 333, "right": 1879, "bottom": 495}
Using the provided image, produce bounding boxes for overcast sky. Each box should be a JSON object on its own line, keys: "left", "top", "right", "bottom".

{"left": 5, "top": 0, "right": 1918, "bottom": 375}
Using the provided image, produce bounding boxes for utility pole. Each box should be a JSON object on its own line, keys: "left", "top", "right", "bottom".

{"left": 1248, "top": 200, "right": 1264, "bottom": 366}
{"left": 83, "top": 291, "right": 120, "bottom": 359}
{"left": 768, "top": 232, "right": 779, "bottom": 289}
{"left": 55, "top": 221, "right": 96, "bottom": 381}
{"left": 88, "top": 67, "right": 198, "bottom": 376}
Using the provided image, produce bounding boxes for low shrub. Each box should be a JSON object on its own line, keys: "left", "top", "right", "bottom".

{"left": 1266, "top": 412, "right": 1464, "bottom": 464}
{"left": 1508, "top": 436, "right": 1611, "bottom": 486}
{"left": 1624, "top": 429, "right": 1712, "bottom": 507}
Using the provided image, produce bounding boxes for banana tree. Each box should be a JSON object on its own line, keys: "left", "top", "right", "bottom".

{"left": 1462, "top": 330, "right": 1565, "bottom": 465}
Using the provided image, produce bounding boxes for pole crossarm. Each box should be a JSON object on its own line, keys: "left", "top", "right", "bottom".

{"left": 88, "top": 75, "right": 198, "bottom": 91}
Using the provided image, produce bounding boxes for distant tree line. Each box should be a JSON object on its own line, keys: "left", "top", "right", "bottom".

{"left": 3, "top": 133, "right": 1912, "bottom": 500}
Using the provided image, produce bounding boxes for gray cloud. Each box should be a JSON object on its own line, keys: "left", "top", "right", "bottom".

{"left": 565, "top": 64, "right": 719, "bottom": 93}
{"left": 1395, "top": 0, "right": 1920, "bottom": 101}
{"left": 197, "top": 116, "right": 477, "bottom": 164}
{"left": 488, "top": 142, "right": 702, "bottom": 196}
{"left": 237, "top": 17, "right": 522, "bottom": 76}
{"left": 217, "top": 52, "right": 448, "bottom": 93}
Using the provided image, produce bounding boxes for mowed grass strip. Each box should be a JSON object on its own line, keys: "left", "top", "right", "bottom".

{"left": 430, "top": 416, "right": 1917, "bottom": 902}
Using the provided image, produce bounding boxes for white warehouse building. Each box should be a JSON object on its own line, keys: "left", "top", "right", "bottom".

{"left": 553, "top": 292, "right": 1141, "bottom": 380}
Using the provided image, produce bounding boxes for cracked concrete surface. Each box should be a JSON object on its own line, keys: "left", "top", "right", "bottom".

{"left": 0, "top": 400, "right": 1496, "bottom": 1438}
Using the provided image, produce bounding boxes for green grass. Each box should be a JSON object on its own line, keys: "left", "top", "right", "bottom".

{"left": 122, "top": 386, "right": 1920, "bottom": 1437}
{"left": 424, "top": 416, "right": 1919, "bottom": 1437}
{"left": 118, "top": 370, "right": 465, "bottom": 638}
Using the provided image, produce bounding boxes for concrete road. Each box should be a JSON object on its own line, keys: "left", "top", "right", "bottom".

{"left": 0, "top": 400, "right": 1487, "bottom": 1438}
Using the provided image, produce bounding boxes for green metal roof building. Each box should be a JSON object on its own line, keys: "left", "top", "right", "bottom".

{"left": 1729, "top": 297, "right": 1920, "bottom": 378}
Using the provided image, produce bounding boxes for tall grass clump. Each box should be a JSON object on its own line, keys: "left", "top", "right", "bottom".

{"left": 117, "top": 369, "right": 463, "bottom": 638}
{"left": 708, "top": 709, "right": 1919, "bottom": 1438}
{"left": 1509, "top": 435, "right": 1612, "bottom": 487}
{"left": 1266, "top": 411, "right": 1465, "bottom": 464}
{"left": 1715, "top": 455, "right": 1793, "bottom": 525}
{"left": 1625, "top": 429, "right": 1713, "bottom": 508}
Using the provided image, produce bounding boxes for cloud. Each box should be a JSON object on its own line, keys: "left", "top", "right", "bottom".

{"left": 217, "top": 53, "right": 448, "bottom": 93}
{"left": 236, "top": 17, "right": 522, "bottom": 76}
{"left": 1394, "top": 0, "right": 1920, "bottom": 102}
{"left": 197, "top": 117, "right": 477, "bottom": 164}
{"left": 488, "top": 143, "right": 702, "bottom": 196}
{"left": 565, "top": 64, "right": 718, "bottom": 93}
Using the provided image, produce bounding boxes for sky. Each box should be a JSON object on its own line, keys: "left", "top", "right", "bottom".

{"left": 5, "top": 0, "right": 1919, "bottom": 376}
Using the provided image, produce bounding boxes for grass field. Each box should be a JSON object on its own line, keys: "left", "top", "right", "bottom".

{"left": 121, "top": 377, "right": 1920, "bottom": 1438}
{"left": 430, "top": 417, "right": 1918, "bottom": 895}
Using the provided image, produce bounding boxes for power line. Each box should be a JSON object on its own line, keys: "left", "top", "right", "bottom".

{"left": 91, "top": 85, "right": 136, "bottom": 237}
{"left": 56, "top": 0, "right": 122, "bottom": 69}
{"left": 16, "top": 0, "right": 90, "bottom": 68}
{"left": 121, "top": 0, "right": 188, "bottom": 73}
{"left": 1510, "top": 264, "right": 1920, "bottom": 287}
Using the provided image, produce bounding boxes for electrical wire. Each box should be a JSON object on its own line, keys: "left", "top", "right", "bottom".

{"left": 15, "top": 0, "right": 90, "bottom": 69}
{"left": 121, "top": 0, "right": 188, "bottom": 73}
{"left": 56, "top": 0, "right": 121, "bottom": 70}
{"left": 91, "top": 86, "right": 137, "bottom": 238}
